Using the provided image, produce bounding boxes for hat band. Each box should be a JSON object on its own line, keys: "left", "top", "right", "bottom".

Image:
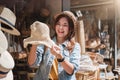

{"left": 0, "top": 65, "right": 11, "bottom": 73}
{"left": 0, "top": 16, "right": 14, "bottom": 27}
{"left": 0, "top": 70, "right": 9, "bottom": 74}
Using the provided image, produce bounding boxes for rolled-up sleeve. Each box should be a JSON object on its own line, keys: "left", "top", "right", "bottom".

{"left": 69, "top": 43, "right": 81, "bottom": 73}
{"left": 32, "top": 45, "right": 44, "bottom": 66}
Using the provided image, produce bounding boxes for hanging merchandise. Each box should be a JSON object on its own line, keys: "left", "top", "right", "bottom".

{"left": 76, "top": 10, "right": 85, "bottom": 54}
{"left": 0, "top": 6, "right": 20, "bottom": 80}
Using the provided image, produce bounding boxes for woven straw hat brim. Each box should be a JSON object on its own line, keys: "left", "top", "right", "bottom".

{"left": 24, "top": 37, "right": 55, "bottom": 48}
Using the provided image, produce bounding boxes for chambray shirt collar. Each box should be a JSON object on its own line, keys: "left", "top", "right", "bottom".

{"left": 52, "top": 36, "right": 69, "bottom": 48}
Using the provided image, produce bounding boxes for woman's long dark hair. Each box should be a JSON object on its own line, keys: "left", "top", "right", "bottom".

{"left": 54, "top": 14, "right": 76, "bottom": 52}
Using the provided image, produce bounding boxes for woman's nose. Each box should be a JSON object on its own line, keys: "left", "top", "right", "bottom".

{"left": 59, "top": 25, "right": 63, "bottom": 29}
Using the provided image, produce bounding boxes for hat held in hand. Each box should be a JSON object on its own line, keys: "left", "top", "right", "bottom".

{"left": 0, "top": 6, "right": 20, "bottom": 36}
{"left": 24, "top": 21, "right": 55, "bottom": 48}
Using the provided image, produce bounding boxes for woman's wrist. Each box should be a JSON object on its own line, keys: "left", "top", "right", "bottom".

{"left": 57, "top": 57, "right": 65, "bottom": 62}
{"left": 55, "top": 54, "right": 65, "bottom": 62}
{"left": 55, "top": 53, "right": 63, "bottom": 59}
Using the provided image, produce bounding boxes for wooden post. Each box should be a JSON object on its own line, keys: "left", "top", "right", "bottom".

{"left": 76, "top": 10, "right": 86, "bottom": 54}
{"left": 62, "top": 0, "right": 70, "bottom": 11}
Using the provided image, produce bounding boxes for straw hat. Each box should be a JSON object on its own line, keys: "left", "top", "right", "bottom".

{"left": 0, "top": 30, "right": 14, "bottom": 80}
{"left": 0, "top": 32, "right": 14, "bottom": 79}
{"left": 0, "top": 50, "right": 14, "bottom": 80}
{"left": 54, "top": 11, "right": 77, "bottom": 28}
{"left": 0, "top": 6, "right": 20, "bottom": 36}
{"left": 24, "top": 21, "right": 55, "bottom": 48}
{"left": 0, "top": 30, "right": 8, "bottom": 53}
{"left": 0, "top": 50, "right": 15, "bottom": 70}
{"left": 0, "top": 70, "right": 13, "bottom": 80}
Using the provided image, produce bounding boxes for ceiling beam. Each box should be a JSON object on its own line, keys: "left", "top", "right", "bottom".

{"left": 71, "top": 0, "right": 114, "bottom": 11}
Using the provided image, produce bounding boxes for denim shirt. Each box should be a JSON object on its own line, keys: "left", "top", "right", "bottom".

{"left": 32, "top": 37, "right": 81, "bottom": 80}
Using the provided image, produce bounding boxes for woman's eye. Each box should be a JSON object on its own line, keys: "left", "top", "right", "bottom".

{"left": 56, "top": 23, "right": 60, "bottom": 26}
{"left": 56, "top": 23, "right": 68, "bottom": 27}
{"left": 62, "top": 24, "right": 68, "bottom": 27}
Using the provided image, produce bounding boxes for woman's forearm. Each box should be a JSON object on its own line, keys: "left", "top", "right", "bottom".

{"left": 60, "top": 60, "right": 74, "bottom": 75}
{"left": 51, "top": 45, "right": 74, "bottom": 74}
{"left": 28, "top": 45, "right": 37, "bottom": 66}
{"left": 56, "top": 53, "right": 74, "bottom": 74}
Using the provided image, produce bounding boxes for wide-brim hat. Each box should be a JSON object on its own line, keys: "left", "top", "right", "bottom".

{"left": 0, "top": 32, "right": 14, "bottom": 79}
{"left": 0, "top": 30, "right": 8, "bottom": 53}
{"left": 54, "top": 11, "right": 77, "bottom": 28}
{"left": 0, "top": 50, "right": 14, "bottom": 80}
{"left": 0, "top": 6, "right": 20, "bottom": 36}
{"left": 0, "top": 70, "right": 13, "bottom": 80}
{"left": 24, "top": 21, "right": 55, "bottom": 48}
{"left": 0, "top": 50, "right": 15, "bottom": 69}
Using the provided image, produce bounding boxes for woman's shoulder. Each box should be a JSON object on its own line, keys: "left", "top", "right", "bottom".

{"left": 75, "top": 42, "right": 80, "bottom": 47}
{"left": 74, "top": 42, "right": 81, "bottom": 50}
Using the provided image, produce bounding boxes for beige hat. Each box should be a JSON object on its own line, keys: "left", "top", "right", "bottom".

{"left": 0, "top": 34, "right": 14, "bottom": 79}
{"left": 0, "top": 70, "right": 13, "bottom": 80}
{"left": 0, "top": 32, "right": 14, "bottom": 80}
{"left": 0, "top": 50, "right": 14, "bottom": 80}
{"left": 24, "top": 21, "right": 55, "bottom": 48}
{"left": 55, "top": 11, "right": 77, "bottom": 28}
{"left": 0, "top": 30, "right": 8, "bottom": 53}
{"left": 0, "top": 50, "right": 15, "bottom": 70}
{"left": 0, "top": 6, "right": 20, "bottom": 36}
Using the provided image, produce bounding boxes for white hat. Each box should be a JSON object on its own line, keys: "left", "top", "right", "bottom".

{"left": 0, "top": 30, "right": 8, "bottom": 53}
{"left": 0, "top": 70, "right": 13, "bottom": 80}
{"left": 24, "top": 21, "right": 55, "bottom": 48}
{"left": 0, "top": 50, "right": 15, "bottom": 69}
{"left": 0, "top": 6, "right": 20, "bottom": 36}
{"left": 0, "top": 33, "right": 14, "bottom": 80}
{"left": 0, "top": 51, "right": 14, "bottom": 80}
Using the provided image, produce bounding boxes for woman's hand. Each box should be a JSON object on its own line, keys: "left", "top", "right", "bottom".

{"left": 50, "top": 45, "right": 63, "bottom": 59}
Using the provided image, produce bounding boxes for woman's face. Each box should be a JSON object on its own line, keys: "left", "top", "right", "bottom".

{"left": 55, "top": 17, "right": 69, "bottom": 39}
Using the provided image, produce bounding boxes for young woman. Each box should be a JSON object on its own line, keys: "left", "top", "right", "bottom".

{"left": 28, "top": 11, "right": 81, "bottom": 80}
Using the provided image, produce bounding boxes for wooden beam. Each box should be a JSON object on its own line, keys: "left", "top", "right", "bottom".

{"left": 71, "top": 0, "right": 114, "bottom": 6}
{"left": 71, "top": 0, "right": 114, "bottom": 11}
